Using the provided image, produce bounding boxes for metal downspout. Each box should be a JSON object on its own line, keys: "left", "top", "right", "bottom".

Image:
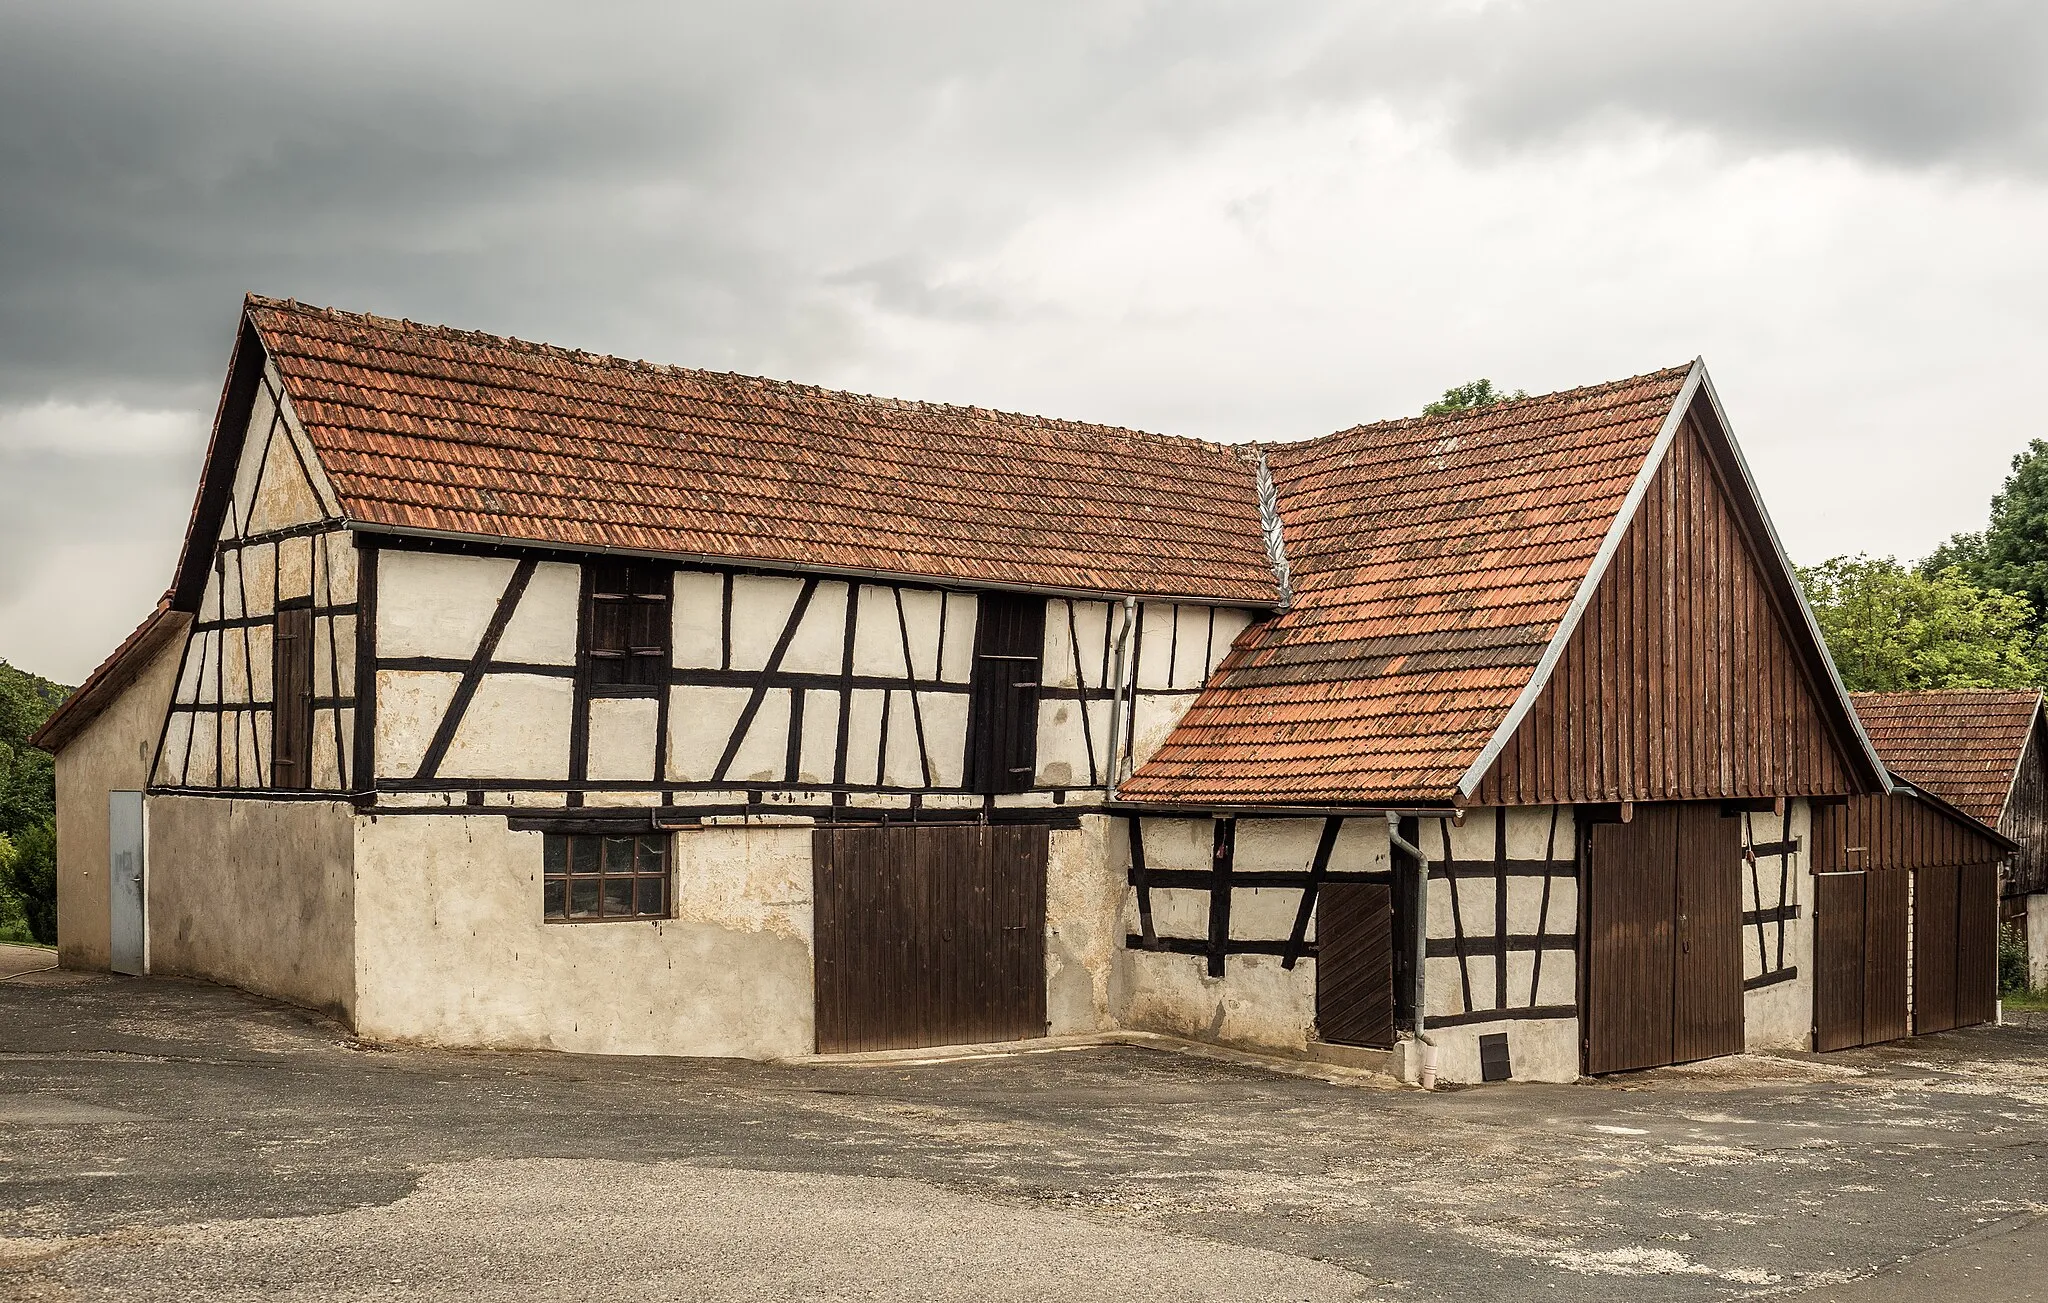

{"left": 1388, "top": 813, "right": 1438, "bottom": 1087}
{"left": 1104, "top": 596, "right": 1138, "bottom": 798}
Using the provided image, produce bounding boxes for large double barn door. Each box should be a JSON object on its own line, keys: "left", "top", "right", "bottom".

{"left": 1813, "top": 870, "right": 1910, "bottom": 1051}
{"left": 1584, "top": 804, "right": 1744, "bottom": 1074}
{"left": 812, "top": 824, "right": 1048, "bottom": 1054}
{"left": 1913, "top": 862, "right": 1999, "bottom": 1036}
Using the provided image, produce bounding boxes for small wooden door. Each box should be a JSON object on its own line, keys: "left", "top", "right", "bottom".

{"left": 1584, "top": 804, "right": 1743, "bottom": 1074}
{"left": 1814, "top": 869, "right": 1910, "bottom": 1051}
{"left": 812, "top": 824, "right": 1047, "bottom": 1054}
{"left": 1316, "top": 882, "right": 1394, "bottom": 1048}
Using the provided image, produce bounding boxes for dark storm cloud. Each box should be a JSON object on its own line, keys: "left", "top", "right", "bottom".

{"left": 3, "top": 0, "right": 2043, "bottom": 414}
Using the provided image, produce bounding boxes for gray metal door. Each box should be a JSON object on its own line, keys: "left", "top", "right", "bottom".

{"left": 108, "top": 791, "right": 145, "bottom": 975}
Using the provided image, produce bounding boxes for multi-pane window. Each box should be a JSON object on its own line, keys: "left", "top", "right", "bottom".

{"left": 585, "top": 559, "right": 670, "bottom": 688}
{"left": 543, "top": 833, "right": 670, "bottom": 921}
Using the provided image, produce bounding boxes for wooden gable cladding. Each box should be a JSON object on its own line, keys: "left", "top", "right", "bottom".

{"left": 1811, "top": 791, "right": 2010, "bottom": 872}
{"left": 1473, "top": 418, "right": 1857, "bottom": 805}
{"left": 2002, "top": 718, "right": 2048, "bottom": 895}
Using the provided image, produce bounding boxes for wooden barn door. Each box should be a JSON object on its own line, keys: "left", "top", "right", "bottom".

{"left": 812, "top": 824, "right": 1048, "bottom": 1054}
{"left": 1316, "top": 882, "right": 1395, "bottom": 1048}
{"left": 1913, "top": 864, "right": 1961, "bottom": 1035}
{"left": 1584, "top": 804, "right": 1742, "bottom": 1074}
{"left": 1672, "top": 805, "right": 1744, "bottom": 1063}
{"left": 1956, "top": 863, "right": 2000, "bottom": 1028}
{"left": 1814, "top": 869, "right": 1910, "bottom": 1051}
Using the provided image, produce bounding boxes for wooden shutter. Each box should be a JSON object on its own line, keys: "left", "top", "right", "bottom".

{"left": 586, "top": 559, "right": 671, "bottom": 688}
{"left": 271, "top": 604, "right": 315, "bottom": 789}
{"left": 965, "top": 594, "right": 1046, "bottom": 794}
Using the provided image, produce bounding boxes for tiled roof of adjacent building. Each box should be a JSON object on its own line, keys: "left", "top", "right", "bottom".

{"left": 244, "top": 296, "right": 1279, "bottom": 604}
{"left": 1118, "top": 365, "right": 1699, "bottom": 805}
{"left": 1849, "top": 689, "right": 2043, "bottom": 827}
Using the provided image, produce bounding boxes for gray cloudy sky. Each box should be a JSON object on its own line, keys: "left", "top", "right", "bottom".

{"left": 4, "top": 0, "right": 2047, "bottom": 682}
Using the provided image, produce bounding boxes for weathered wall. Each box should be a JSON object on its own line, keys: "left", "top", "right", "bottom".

{"left": 2029, "top": 892, "right": 2048, "bottom": 991}
{"left": 1417, "top": 808, "right": 1581, "bottom": 1084}
{"left": 1044, "top": 816, "right": 1123, "bottom": 1036}
{"left": 1742, "top": 801, "right": 1814, "bottom": 1051}
{"left": 154, "top": 359, "right": 355, "bottom": 793}
{"left": 146, "top": 795, "right": 356, "bottom": 1015}
{"left": 1109, "top": 816, "right": 1386, "bottom": 1056}
{"left": 52, "top": 633, "right": 187, "bottom": 970}
{"left": 351, "top": 816, "right": 816, "bottom": 1058}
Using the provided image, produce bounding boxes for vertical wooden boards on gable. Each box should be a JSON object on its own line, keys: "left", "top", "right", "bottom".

{"left": 1474, "top": 420, "right": 1856, "bottom": 805}
{"left": 2002, "top": 717, "right": 2048, "bottom": 896}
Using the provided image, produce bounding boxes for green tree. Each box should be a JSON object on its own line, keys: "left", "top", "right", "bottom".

{"left": 1799, "top": 555, "right": 2046, "bottom": 692}
{"left": 0, "top": 660, "right": 68, "bottom": 946}
{"left": 1423, "top": 378, "right": 1527, "bottom": 416}
{"left": 1928, "top": 440, "right": 2048, "bottom": 628}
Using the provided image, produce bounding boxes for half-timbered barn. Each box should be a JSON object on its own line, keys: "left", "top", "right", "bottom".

{"left": 39, "top": 295, "right": 1898, "bottom": 1083}
{"left": 1847, "top": 690, "right": 2048, "bottom": 988}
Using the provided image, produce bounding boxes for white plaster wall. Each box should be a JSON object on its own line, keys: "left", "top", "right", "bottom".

{"left": 1107, "top": 816, "right": 1390, "bottom": 1056}
{"left": 1425, "top": 1018, "right": 1580, "bottom": 1085}
{"left": 1045, "top": 817, "right": 1123, "bottom": 1035}
{"left": 2029, "top": 892, "right": 2048, "bottom": 991}
{"left": 441, "top": 676, "right": 575, "bottom": 781}
{"left": 352, "top": 816, "right": 815, "bottom": 1058}
{"left": 586, "top": 697, "right": 660, "bottom": 782}
{"left": 377, "top": 551, "right": 516, "bottom": 659}
{"left": 495, "top": 561, "right": 581, "bottom": 665}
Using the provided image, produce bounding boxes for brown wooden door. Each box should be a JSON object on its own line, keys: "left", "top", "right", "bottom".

{"left": 812, "top": 824, "right": 1047, "bottom": 1054}
{"left": 1673, "top": 804, "right": 1744, "bottom": 1063}
{"left": 1914, "top": 863, "right": 1960, "bottom": 1035}
{"left": 1864, "top": 870, "right": 1911, "bottom": 1045}
{"left": 1584, "top": 804, "right": 1743, "bottom": 1074}
{"left": 1584, "top": 806, "right": 1679, "bottom": 1075}
{"left": 1813, "top": 871, "right": 1868, "bottom": 1053}
{"left": 1316, "top": 882, "right": 1394, "bottom": 1048}
{"left": 1955, "top": 863, "right": 2000, "bottom": 1029}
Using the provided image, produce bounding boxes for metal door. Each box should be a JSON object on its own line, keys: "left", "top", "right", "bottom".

{"left": 812, "top": 824, "right": 1047, "bottom": 1054}
{"left": 1315, "top": 882, "right": 1394, "bottom": 1048}
{"left": 108, "top": 791, "right": 145, "bottom": 975}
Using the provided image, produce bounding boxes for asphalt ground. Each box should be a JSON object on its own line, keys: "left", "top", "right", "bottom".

{"left": 2, "top": 951, "right": 2045, "bottom": 1301}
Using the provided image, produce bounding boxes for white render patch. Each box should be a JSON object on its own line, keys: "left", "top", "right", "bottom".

{"left": 375, "top": 670, "right": 463, "bottom": 778}
{"left": 494, "top": 561, "right": 581, "bottom": 666}
{"left": 378, "top": 552, "right": 519, "bottom": 660}
{"left": 667, "top": 686, "right": 755, "bottom": 783}
{"left": 441, "top": 675, "right": 576, "bottom": 781}
{"left": 586, "top": 697, "right": 660, "bottom": 783}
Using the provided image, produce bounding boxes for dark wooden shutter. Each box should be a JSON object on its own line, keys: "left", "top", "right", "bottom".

{"left": 271, "top": 604, "right": 315, "bottom": 789}
{"left": 586, "top": 559, "right": 670, "bottom": 688}
{"left": 965, "top": 593, "right": 1046, "bottom": 794}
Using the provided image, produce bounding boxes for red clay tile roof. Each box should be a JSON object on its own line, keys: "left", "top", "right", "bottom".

{"left": 1119, "top": 365, "right": 1699, "bottom": 805}
{"left": 1849, "top": 690, "right": 2042, "bottom": 827}
{"left": 244, "top": 296, "right": 1278, "bottom": 604}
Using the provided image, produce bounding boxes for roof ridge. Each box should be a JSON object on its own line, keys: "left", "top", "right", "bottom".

{"left": 244, "top": 292, "right": 1249, "bottom": 461}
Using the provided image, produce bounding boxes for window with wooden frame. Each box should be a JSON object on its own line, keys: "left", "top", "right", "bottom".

{"left": 584, "top": 558, "right": 671, "bottom": 689}
{"left": 543, "top": 832, "right": 670, "bottom": 921}
{"left": 271, "top": 600, "right": 315, "bottom": 789}
{"left": 965, "top": 592, "right": 1046, "bottom": 794}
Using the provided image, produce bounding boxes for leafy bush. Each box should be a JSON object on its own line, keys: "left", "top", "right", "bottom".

{"left": 2000, "top": 922, "right": 2031, "bottom": 996}
{"left": 0, "top": 832, "right": 29, "bottom": 945}
{"left": 0, "top": 820, "right": 56, "bottom": 945}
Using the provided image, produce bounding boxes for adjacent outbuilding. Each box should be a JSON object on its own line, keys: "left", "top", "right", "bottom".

{"left": 37, "top": 295, "right": 1957, "bottom": 1085}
